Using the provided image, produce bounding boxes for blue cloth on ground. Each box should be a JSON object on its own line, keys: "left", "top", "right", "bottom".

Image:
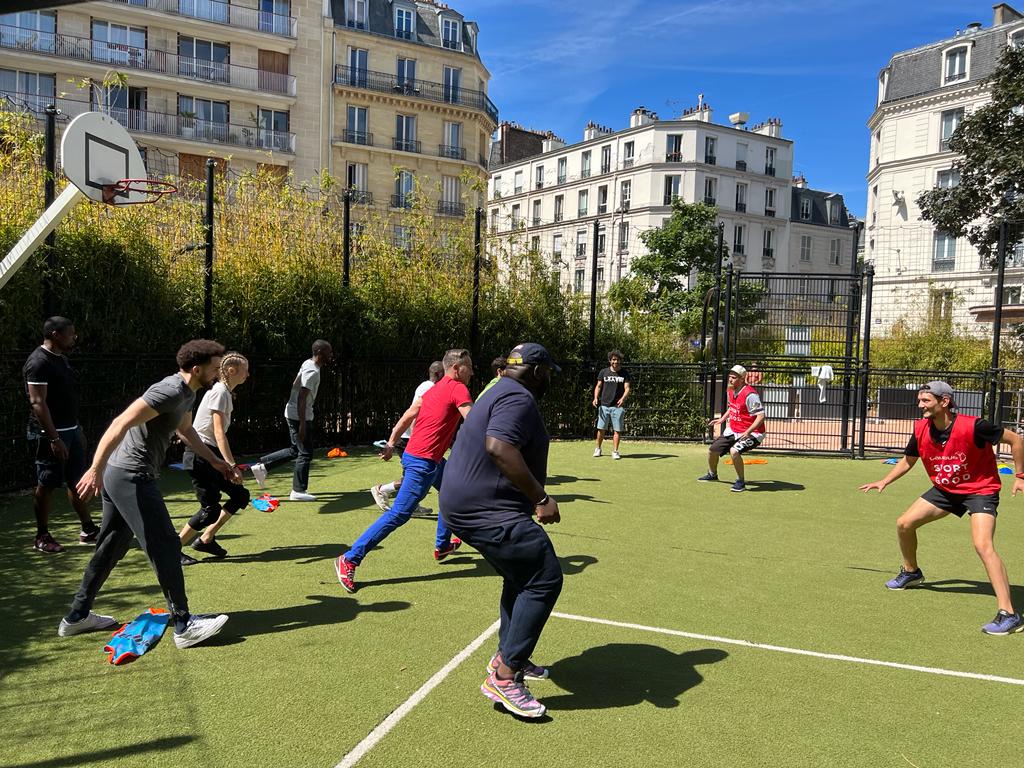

{"left": 104, "top": 609, "right": 170, "bottom": 665}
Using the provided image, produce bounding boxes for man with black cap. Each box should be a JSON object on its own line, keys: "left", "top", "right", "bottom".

{"left": 440, "top": 342, "right": 562, "bottom": 719}
{"left": 698, "top": 364, "right": 765, "bottom": 492}
{"left": 861, "top": 381, "right": 1024, "bottom": 635}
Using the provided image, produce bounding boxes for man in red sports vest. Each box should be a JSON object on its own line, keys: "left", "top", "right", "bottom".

{"left": 861, "top": 381, "right": 1024, "bottom": 635}
{"left": 699, "top": 364, "right": 765, "bottom": 493}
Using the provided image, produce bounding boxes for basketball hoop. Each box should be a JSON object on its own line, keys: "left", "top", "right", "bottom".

{"left": 101, "top": 178, "right": 178, "bottom": 205}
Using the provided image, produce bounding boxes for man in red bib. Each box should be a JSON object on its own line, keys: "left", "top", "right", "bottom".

{"left": 699, "top": 364, "right": 765, "bottom": 492}
{"left": 861, "top": 381, "right": 1024, "bottom": 635}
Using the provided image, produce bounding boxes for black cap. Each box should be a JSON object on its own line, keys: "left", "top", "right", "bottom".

{"left": 507, "top": 343, "right": 561, "bottom": 373}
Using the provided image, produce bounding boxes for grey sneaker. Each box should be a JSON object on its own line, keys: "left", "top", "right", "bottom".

{"left": 697, "top": 471, "right": 718, "bottom": 482}
{"left": 730, "top": 479, "right": 747, "bottom": 493}
{"left": 58, "top": 611, "right": 119, "bottom": 637}
{"left": 370, "top": 484, "right": 389, "bottom": 511}
{"left": 173, "top": 614, "right": 228, "bottom": 648}
{"left": 411, "top": 504, "right": 433, "bottom": 518}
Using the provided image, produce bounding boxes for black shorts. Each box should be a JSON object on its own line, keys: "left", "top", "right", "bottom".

{"left": 32, "top": 427, "right": 87, "bottom": 489}
{"left": 709, "top": 433, "right": 763, "bottom": 457}
{"left": 921, "top": 485, "right": 999, "bottom": 518}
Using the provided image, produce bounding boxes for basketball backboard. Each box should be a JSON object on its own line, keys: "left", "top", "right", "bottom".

{"left": 60, "top": 111, "right": 148, "bottom": 204}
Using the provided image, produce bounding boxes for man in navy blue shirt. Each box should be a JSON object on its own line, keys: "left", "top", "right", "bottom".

{"left": 441, "top": 342, "right": 562, "bottom": 719}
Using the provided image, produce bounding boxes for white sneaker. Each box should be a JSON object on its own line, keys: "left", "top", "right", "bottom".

{"left": 370, "top": 484, "right": 389, "bottom": 511}
{"left": 57, "top": 611, "right": 119, "bottom": 637}
{"left": 174, "top": 613, "right": 228, "bottom": 649}
{"left": 612, "top": 451, "right": 622, "bottom": 460}
{"left": 289, "top": 490, "right": 316, "bottom": 501}
{"left": 250, "top": 462, "right": 267, "bottom": 489}
{"left": 593, "top": 447, "right": 602, "bottom": 457}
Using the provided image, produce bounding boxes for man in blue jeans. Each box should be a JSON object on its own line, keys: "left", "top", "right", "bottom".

{"left": 250, "top": 339, "right": 332, "bottom": 501}
{"left": 441, "top": 342, "right": 562, "bottom": 719}
{"left": 335, "top": 348, "right": 473, "bottom": 592}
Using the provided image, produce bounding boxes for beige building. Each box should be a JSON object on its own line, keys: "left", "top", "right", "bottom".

{"left": 866, "top": 3, "right": 1024, "bottom": 334}
{"left": 0, "top": 0, "right": 495, "bottom": 197}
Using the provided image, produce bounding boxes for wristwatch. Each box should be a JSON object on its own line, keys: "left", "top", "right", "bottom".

{"left": 534, "top": 494, "right": 549, "bottom": 506}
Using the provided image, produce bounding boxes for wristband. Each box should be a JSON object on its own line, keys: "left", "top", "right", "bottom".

{"left": 534, "top": 494, "right": 549, "bottom": 507}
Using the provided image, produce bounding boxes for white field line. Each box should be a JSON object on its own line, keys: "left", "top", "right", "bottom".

{"left": 552, "top": 612, "right": 1024, "bottom": 686}
{"left": 334, "top": 619, "right": 500, "bottom": 768}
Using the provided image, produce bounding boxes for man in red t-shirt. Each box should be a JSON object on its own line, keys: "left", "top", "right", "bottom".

{"left": 699, "top": 365, "right": 765, "bottom": 493}
{"left": 335, "top": 349, "right": 473, "bottom": 592}
{"left": 861, "top": 381, "right": 1024, "bottom": 635}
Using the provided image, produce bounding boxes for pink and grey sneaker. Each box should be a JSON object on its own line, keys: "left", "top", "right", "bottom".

{"left": 34, "top": 533, "right": 63, "bottom": 553}
{"left": 434, "top": 537, "right": 462, "bottom": 561}
{"left": 481, "top": 671, "right": 547, "bottom": 718}
{"left": 487, "top": 650, "right": 549, "bottom": 680}
{"left": 335, "top": 556, "right": 357, "bottom": 593}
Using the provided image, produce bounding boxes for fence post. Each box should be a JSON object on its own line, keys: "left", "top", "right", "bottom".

{"left": 470, "top": 207, "right": 482, "bottom": 371}
{"left": 720, "top": 263, "right": 735, "bottom": 418}
{"left": 857, "top": 263, "right": 875, "bottom": 459}
{"left": 989, "top": 220, "right": 1009, "bottom": 423}
{"left": 588, "top": 218, "right": 600, "bottom": 362}
{"left": 203, "top": 158, "right": 215, "bottom": 338}
{"left": 707, "top": 223, "right": 725, "bottom": 436}
{"left": 841, "top": 227, "right": 861, "bottom": 455}
{"left": 42, "top": 104, "right": 58, "bottom": 318}
{"left": 342, "top": 190, "right": 351, "bottom": 288}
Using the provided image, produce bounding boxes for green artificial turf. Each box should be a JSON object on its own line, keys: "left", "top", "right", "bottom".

{"left": 2, "top": 442, "right": 1023, "bottom": 768}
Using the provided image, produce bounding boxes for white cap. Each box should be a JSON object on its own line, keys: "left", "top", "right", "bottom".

{"left": 729, "top": 364, "right": 747, "bottom": 376}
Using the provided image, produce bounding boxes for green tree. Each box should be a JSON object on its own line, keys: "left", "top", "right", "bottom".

{"left": 917, "top": 43, "right": 1024, "bottom": 263}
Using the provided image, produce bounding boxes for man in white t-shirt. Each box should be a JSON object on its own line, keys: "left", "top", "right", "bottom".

{"left": 371, "top": 361, "right": 444, "bottom": 513}
{"left": 251, "top": 340, "right": 333, "bottom": 501}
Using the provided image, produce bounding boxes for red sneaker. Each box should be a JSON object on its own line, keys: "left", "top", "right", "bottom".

{"left": 335, "top": 556, "right": 357, "bottom": 593}
{"left": 34, "top": 533, "right": 63, "bottom": 554}
{"left": 434, "top": 537, "right": 462, "bottom": 561}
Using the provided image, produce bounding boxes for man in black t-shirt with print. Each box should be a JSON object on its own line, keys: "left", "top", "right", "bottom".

{"left": 23, "top": 317, "right": 98, "bottom": 553}
{"left": 592, "top": 349, "right": 631, "bottom": 460}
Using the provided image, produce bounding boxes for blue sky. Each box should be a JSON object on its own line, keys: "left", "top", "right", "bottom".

{"left": 467, "top": 0, "right": 1000, "bottom": 217}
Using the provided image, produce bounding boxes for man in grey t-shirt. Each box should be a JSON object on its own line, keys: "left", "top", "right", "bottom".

{"left": 251, "top": 339, "right": 333, "bottom": 501}
{"left": 58, "top": 340, "right": 240, "bottom": 650}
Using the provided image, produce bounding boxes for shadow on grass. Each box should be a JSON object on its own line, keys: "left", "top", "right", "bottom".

{"left": 555, "top": 494, "right": 611, "bottom": 504}
{"left": 226, "top": 542, "right": 348, "bottom": 565}
{"left": 544, "top": 644, "right": 727, "bottom": 711}
{"left": 917, "top": 578, "right": 1024, "bottom": 607}
{"left": 312, "top": 492, "right": 378, "bottom": 515}
{"left": 619, "top": 453, "right": 675, "bottom": 460}
{"left": 359, "top": 553, "right": 597, "bottom": 590}
{"left": 227, "top": 594, "right": 410, "bottom": 637}
{"left": 546, "top": 475, "right": 599, "bottom": 485}
{"left": 4, "top": 735, "right": 196, "bottom": 768}
{"left": 744, "top": 480, "right": 805, "bottom": 493}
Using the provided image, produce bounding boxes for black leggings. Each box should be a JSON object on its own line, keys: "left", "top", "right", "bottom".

{"left": 185, "top": 446, "right": 251, "bottom": 530}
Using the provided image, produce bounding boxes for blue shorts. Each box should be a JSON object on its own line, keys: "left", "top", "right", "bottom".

{"left": 32, "top": 427, "right": 87, "bottom": 489}
{"left": 597, "top": 406, "right": 625, "bottom": 433}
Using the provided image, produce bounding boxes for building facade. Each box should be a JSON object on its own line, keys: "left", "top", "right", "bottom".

{"left": 488, "top": 105, "right": 852, "bottom": 295}
{"left": 0, "top": 0, "right": 495, "bottom": 195}
{"left": 866, "top": 3, "right": 1024, "bottom": 334}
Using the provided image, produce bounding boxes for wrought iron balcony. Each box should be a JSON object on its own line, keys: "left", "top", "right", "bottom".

{"left": 736, "top": 202, "right": 746, "bottom": 212}
{"left": 391, "top": 194, "right": 414, "bottom": 209}
{"left": 765, "top": 208, "right": 775, "bottom": 217}
{"left": 334, "top": 65, "right": 498, "bottom": 123}
{"left": 554, "top": 212, "right": 564, "bottom": 222}
{"left": 736, "top": 160, "right": 747, "bottom": 171}
{"left": 394, "top": 28, "right": 413, "bottom": 40}
{"left": 438, "top": 144, "right": 466, "bottom": 160}
{"left": 532, "top": 216, "right": 542, "bottom": 226}
{"left": 665, "top": 152, "right": 682, "bottom": 162}
{"left": 763, "top": 247, "right": 774, "bottom": 258}
{"left": 393, "top": 138, "right": 421, "bottom": 153}
{"left": 622, "top": 159, "right": 634, "bottom": 169}
{"left": 600, "top": 163, "right": 611, "bottom": 174}
{"left": 765, "top": 165, "right": 776, "bottom": 177}
{"left": 704, "top": 196, "right": 717, "bottom": 205}
{"left": 0, "top": 25, "right": 296, "bottom": 95}
{"left": 109, "top": 0, "right": 296, "bottom": 38}
{"left": 704, "top": 155, "right": 716, "bottom": 165}
{"left": 341, "top": 130, "right": 373, "bottom": 146}
{"left": 437, "top": 201, "right": 465, "bottom": 216}
{"left": 346, "top": 190, "right": 373, "bottom": 205}
{"left": 581, "top": 169, "right": 591, "bottom": 179}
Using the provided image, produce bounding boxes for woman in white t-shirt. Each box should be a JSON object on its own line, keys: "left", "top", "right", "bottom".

{"left": 179, "top": 352, "right": 251, "bottom": 565}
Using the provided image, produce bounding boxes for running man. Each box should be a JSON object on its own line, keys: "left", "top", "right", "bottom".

{"left": 699, "top": 364, "right": 765, "bottom": 492}
{"left": 441, "top": 343, "right": 562, "bottom": 719}
{"left": 860, "top": 381, "right": 1024, "bottom": 635}
{"left": 250, "top": 339, "right": 333, "bottom": 501}
{"left": 58, "top": 340, "right": 234, "bottom": 648}
{"left": 370, "top": 360, "right": 444, "bottom": 513}
{"left": 179, "top": 352, "right": 251, "bottom": 565}
{"left": 335, "top": 349, "right": 473, "bottom": 593}
{"left": 23, "top": 316, "right": 99, "bottom": 552}
{"left": 593, "top": 350, "right": 631, "bottom": 460}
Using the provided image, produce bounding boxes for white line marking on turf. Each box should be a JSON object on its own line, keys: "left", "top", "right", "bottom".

{"left": 334, "top": 619, "right": 500, "bottom": 768}
{"left": 552, "top": 612, "right": 1024, "bottom": 687}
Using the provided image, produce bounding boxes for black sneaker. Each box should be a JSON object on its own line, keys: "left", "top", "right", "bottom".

{"left": 192, "top": 537, "right": 228, "bottom": 559}
{"left": 697, "top": 472, "right": 718, "bottom": 482}
{"left": 78, "top": 527, "right": 100, "bottom": 545}
{"left": 181, "top": 552, "right": 200, "bottom": 566}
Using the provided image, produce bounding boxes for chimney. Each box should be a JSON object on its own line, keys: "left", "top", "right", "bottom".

{"left": 630, "top": 107, "right": 656, "bottom": 128}
{"left": 752, "top": 117, "right": 783, "bottom": 138}
{"left": 792, "top": 174, "right": 807, "bottom": 189}
{"left": 965, "top": 21, "right": 983, "bottom": 33}
{"left": 541, "top": 134, "right": 565, "bottom": 153}
{"left": 583, "top": 121, "right": 614, "bottom": 141}
{"left": 680, "top": 104, "right": 712, "bottom": 123}
{"left": 994, "top": 3, "right": 1024, "bottom": 25}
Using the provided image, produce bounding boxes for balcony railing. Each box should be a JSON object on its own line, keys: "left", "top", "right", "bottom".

{"left": 665, "top": 152, "right": 682, "bottom": 162}
{"left": 763, "top": 247, "right": 774, "bottom": 258}
{"left": 736, "top": 160, "right": 747, "bottom": 171}
{"left": 341, "top": 129, "right": 373, "bottom": 146}
{"left": 598, "top": 203, "right": 607, "bottom": 214}
{"left": 438, "top": 144, "right": 466, "bottom": 160}
{"left": 394, "top": 28, "right": 413, "bottom": 40}
{"left": 109, "top": 0, "right": 297, "bottom": 38}
{"left": 347, "top": 190, "right": 373, "bottom": 205}
{"left": 554, "top": 212, "right": 564, "bottom": 222}
{"left": 442, "top": 38, "right": 461, "bottom": 50}
{"left": 765, "top": 165, "right": 776, "bottom": 177}
{"left": 704, "top": 196, "right": 716, "bottom": 205}
{"left": 531, "top": 216, "right": 541, "bottom": 226}
{"left": 600, "top": 162, "right": 611, "bottom": 174}
{"left": 705, "top": 155, "right": 716, "bottom": 165}
{"left": 334, "top": 65, "right": 498, "bottom": 123}
{"left": 0, "top": 91, "right": 295, "bottom": 152}
{"left": 393, "top": 138, "right": 421, "bottom": 153}
{"left": 391, "top": 194, "right": 414, "bottom": 209}
{"left": 557, "top": 174, "right": 566, "bottom": 184}
{"left": 581, "top": 169, "right": 591, "bottom": 179}
{"left": 736, "top": 202, "right": 746, "bottom": 212}
{"left": 734, "top": 245, "right": 745, "bottom": 255}
{"left": 535, "top": 181, "right": 544, "bottom": 189}
{"left": 0, "top": 25, "right": 296, "bottom": 95}
{"left": 622, "top": 158, "right": 634, "bottom": 169}
{"left": 765, "top": 208, "right": 775, "bottom": 217}
{"left": 437, "top": 201, "right": 465, "bottom": 217}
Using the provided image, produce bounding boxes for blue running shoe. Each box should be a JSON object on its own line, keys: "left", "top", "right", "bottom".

{"left": 730, "top": 479, "right": 746, "bottom": 493}
{"left": 981, "top": 610, "right": 1024, "bottom": 636}
{"left": 885, "top": 566, "right": 924, "bottom": 590}
{"left": 697, "top": 472, "right": 718, "bottom": 482}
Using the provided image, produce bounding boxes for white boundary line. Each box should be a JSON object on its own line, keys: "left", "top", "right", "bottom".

{"left": 553, "top": 612, "right": 1024, "bottom": 686}
{"left": 334, "top": 619, "right": 500, "bottom": 768}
